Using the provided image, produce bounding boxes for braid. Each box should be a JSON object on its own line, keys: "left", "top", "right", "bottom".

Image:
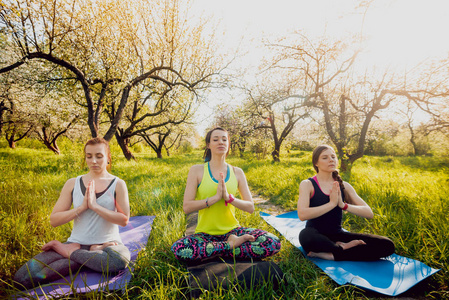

{"left": 332, "top": 170, "right": 344, "bottom": 190}
{"left": 332, "top": 170, "right": 348, "bottom": 203}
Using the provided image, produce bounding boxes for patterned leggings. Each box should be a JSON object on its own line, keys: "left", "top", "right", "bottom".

{"left": 171, "top": 227, "right": 281, "bottom": 262}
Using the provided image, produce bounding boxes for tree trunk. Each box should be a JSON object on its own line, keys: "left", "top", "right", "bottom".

{"left": 7, "top": 138, "right": 16, "bottom": 149}
{"left": 43, "top": 140, "right": 60, "bottom": 154}
{"left": 156, "top": 149, "right": 163, "bottom": 159}
{"left": 271, "top": 143, "right": 280, "bottom": 162}
{"left": 115, "top": 133, "right": 135, "bottom": 160}
{"left": 339, "top": 158, "right": 352, "bottom": 173}
{"left": 408, "top": 124, "right": 417, "bottom": 155}
{"left": 6, "top": 127, "right": 16, "bottom": 149}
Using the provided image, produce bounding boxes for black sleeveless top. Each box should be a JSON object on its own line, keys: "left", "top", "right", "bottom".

{"left": 305, "top": 177, "right": 344, "bottom": 235}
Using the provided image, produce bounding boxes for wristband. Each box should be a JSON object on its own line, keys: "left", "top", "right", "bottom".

{"left": 342, "top": 203, "right": 348, "bottom": 211}
{"left": 225, "top": 194, "right": 235, "bottom": 206}
{"left": 205, "top": 198, "right": 209, "bottom": 208}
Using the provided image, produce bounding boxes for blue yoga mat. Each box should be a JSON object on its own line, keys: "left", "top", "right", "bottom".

{"left": 260, "top": 211, "right": 440, "bottom": 296}
{"left": 16, "top": 215, "right": 155, "bottom": 299}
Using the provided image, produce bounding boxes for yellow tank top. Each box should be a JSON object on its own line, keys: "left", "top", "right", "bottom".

{"left": 195, "top": 162, "right": 240, "bottom": 235}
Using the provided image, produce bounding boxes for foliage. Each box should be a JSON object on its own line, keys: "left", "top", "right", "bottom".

{"left": 1, "top": 144, "right": 448, "bottom": 298}
{"left": 0, "top": 0, "right": 226, "bottom": 145}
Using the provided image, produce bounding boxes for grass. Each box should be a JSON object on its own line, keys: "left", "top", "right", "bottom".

{"left": 0, "top": 144, "right": 448, "bottom": 299}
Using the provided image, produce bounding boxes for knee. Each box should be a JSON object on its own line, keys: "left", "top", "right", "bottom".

{"left": 105, "top": 253, "right": 130, "bottom": 272}
{"left": 171, "top": 238, "right": 187, "bottom": 255}
{"left": 299, "top": 228, "right": 313, "bottom": 246}
{"left": 113, "top": 257, "right": 129, "bottom": 271}
{"left": 102, "top": 246, "right": 131, "bottom": 271}
{"left": 13, "top": 261, "right": 40, "bottom": 290}
{"left": 382, "top": 238, "right": 395, "bottom": 257}
{"left": 263, "top": 232, "right": 282, "bottom": 253}
{"left": 171, "top": 240, "right": 194, "bottom": 261}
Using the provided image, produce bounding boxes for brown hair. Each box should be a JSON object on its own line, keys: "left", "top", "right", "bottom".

{"left": 312, "top": 145, "right": 344, "bottom": 191}
{"left": 203, "top": 127, "right": 230, "bottom": 162}
{"left": 84, "top": 137, "right": 112, "bottom": 170}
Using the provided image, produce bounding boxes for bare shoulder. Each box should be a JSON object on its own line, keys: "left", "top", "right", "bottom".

{"left": 189, "top": 164, "right": 204, "bottom": 174}
{"left": 185, "top": 164, "right": 204, "bottom": 187}
{"left": 188, "top": 164, "right": 204, "bottom": 180}
{"left": 299, "top": 179, "right": 314, "bottom": 196}
{"left": 299, "top": 179, "right": 313, "bottom": 188}
{"left": 343, "top": 181, "right": 355, "bottom": 191}
{"left": 231, "top": 165, "right": 247, "bottom": 182}
{"left": 115, "top": 178, "right": 128, "bottom": 189}
{"left": 63, "top": 177, "right": 77, "bottom": 190}
{"left": 232, "top": 165, "right": 244, "bottom": 176}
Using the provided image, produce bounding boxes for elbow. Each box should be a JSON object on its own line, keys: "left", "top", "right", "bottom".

{"left": 297, "top": 210, "right": 308, "bottom": 221}
{"left": 182, "top": 204, "right": 191, "bottom": 215}
{"left": 366, "top": 208, "right": 374, "bottom": 219}
{"left": 247, "top": 205, "right": 255, "bottom": 214}
{"left": 119, "top": 215, "right": 129, "bottom": 227}
{"left": 49, "top": 216, "right": 59, "bottom": 228}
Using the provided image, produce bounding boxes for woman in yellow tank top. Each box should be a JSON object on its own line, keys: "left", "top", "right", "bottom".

{"left": 171, "top": 127, "right": 281, "bottom": 262}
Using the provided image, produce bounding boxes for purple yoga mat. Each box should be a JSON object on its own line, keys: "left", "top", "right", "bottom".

{"left": 15, "top": 215, "right": 155, "bottom": 299}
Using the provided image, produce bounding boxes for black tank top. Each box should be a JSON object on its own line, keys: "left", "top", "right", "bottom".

{"left": 306, "top": 177, "right": 343, "bottom": 235}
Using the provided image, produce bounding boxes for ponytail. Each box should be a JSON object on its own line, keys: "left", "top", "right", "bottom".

{"left": 203, "top": 148, "right": 212, "bottom": 162}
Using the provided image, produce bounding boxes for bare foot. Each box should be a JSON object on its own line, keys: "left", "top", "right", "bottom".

{"left": 42, "top": 240, "right": 80, "bottom": 258}
{"left": 90, "top": 241, "right": 118, "bottom": 251}
{"left": 41, "top": 240, "right": 60, "bottom": 252}
{"left": 336, "top": 239, "right": 366, "bottom": 250}
{"left": 307, "top": 251, "right": 335, "bottom": 260}
{"left": 227, "top": 234, "right": 256, "bottom": 249}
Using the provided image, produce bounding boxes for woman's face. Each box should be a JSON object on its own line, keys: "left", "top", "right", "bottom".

{"left": 207, "top": 130, "right": 229, "bottom": 156}
{"left": 315, "top": 148, "right": 338, "bottom": 173}
{"left": 85, "top": 143, "right": 109, "bottom": 172}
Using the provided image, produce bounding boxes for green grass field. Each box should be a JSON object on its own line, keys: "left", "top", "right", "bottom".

{"left": 0, "top": 144, "right": 448, "bottom": 299}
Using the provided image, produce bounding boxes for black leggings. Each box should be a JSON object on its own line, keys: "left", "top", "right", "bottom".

{"left": 299, "top": 227, "right": 395, "bottom": 261}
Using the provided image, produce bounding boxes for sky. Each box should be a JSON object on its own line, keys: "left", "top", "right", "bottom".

{"left": 189, "top": 0, "right": 449, "bottom": 134}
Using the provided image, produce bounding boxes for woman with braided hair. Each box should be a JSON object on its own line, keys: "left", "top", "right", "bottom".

{"left": 297, "top": 145, "right": 395, "bottom": 261}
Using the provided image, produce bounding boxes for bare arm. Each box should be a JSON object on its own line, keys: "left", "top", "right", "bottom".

{"left": 224, "top": 167, "right": 254, "bottom": 214}
{"left": 297, "top": 180, "right": 338, "bottom": 221}
{"left": 50, "top": 178, "right": 87, "bottom": 227}
{"left": 88, "top": 179, "right": 130, "bottom": 226}
{"left": 340, "top": 182, "right": 374, "bottom": 219}
{"left": 182, "top": 165, "right": 222, "bottom": 214}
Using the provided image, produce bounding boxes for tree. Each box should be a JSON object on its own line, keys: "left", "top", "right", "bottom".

{"left": 108, "top": 80, "right": 198, "bottom": 160}
{"left": 269, "top": 35, "right": 447, "bottom": 170}
{"left": 0, "top": 0, "right": 225, "bottom": 145}
{"left": 0, "top": 67, "right": 34, "bottom": 148}
{"left": 264, "top": 33, "right": 448, "bottom": 173}
{"left": 212, "top": 104, "right": 259, "bottom": 156}
{"left": 245, "top": 81, "right": 310, "bottom": 162}
{"left": 262, "top": 34, "right": 362, "bottom": 168}
{"left": 139, "top": 123, "right": 192, "bottom": 159}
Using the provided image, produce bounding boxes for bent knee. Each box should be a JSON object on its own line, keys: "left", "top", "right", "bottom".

{"left": 383, "top": 239, "right": 395, "bottom": 256}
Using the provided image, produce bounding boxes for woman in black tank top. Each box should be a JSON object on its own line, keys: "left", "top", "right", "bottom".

{"left": 296, "top": 145, "right": 395, "bottom": 261}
